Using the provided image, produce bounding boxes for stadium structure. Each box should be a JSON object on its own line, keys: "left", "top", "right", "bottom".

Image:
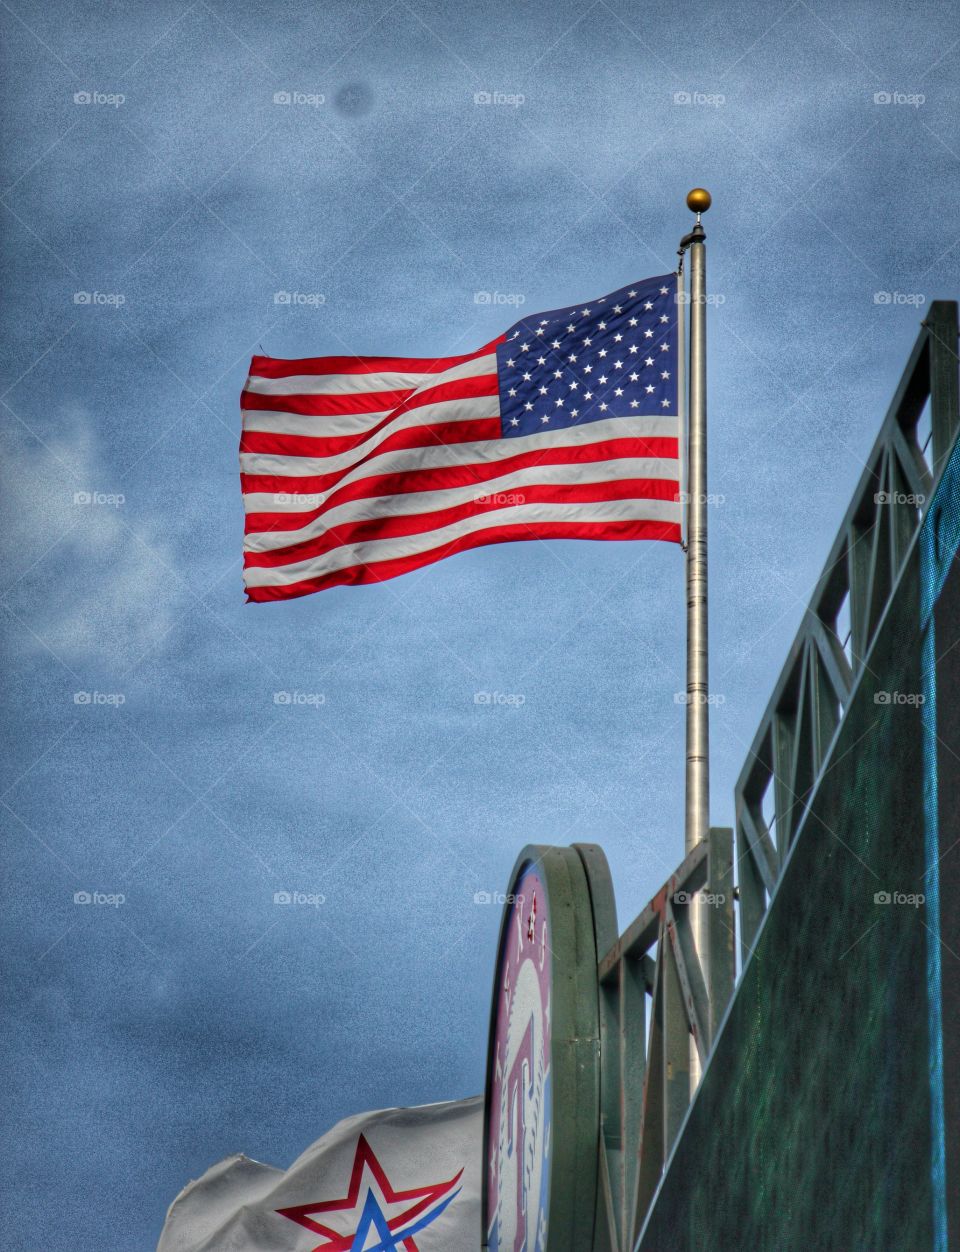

{"left": 483, "top": 301, "right": 960, "bottom": 1252}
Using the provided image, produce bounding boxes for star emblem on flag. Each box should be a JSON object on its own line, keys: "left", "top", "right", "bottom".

{"left": 497, "top": 276, "right": 678, "bottom": 436}
{"left": 276, "top": 1134, "right": 463, "bottom": 1251}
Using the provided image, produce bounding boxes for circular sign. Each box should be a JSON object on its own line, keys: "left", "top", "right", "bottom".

{"left": 482, "top": 845, "right": 612, "bottom": 1252}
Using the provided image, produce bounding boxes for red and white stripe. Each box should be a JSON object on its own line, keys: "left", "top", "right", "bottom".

{"left": 240, "top": 341, "right": 680, "bottom": 601}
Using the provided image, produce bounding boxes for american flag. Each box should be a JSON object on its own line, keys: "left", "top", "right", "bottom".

{"left": 240, "top": 272, "right": 682, "bottom": 602}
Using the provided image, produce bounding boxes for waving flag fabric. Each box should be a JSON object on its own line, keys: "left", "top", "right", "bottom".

{"left": 157, "top": 1096, "right": 481, "bottom": 1251}
{"left": 241, "top": 273, "right": 681, "bottom": 601}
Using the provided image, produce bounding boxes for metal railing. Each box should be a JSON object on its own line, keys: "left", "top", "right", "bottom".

{"left": 587, "top": 828, "right": 734, "bottom": 1250}
{"left": 735, "top": 300, "right": 958, "bottom": 963}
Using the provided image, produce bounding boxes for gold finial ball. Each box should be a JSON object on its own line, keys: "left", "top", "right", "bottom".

{"left": 686, "top": 187, "right": 712, "bottom": 214}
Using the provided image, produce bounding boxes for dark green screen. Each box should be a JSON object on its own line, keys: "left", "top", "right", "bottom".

{"left": 636, "top": 444, "right": 960, "bottom": 1252}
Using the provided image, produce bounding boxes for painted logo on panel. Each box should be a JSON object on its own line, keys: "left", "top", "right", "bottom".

{"left": 485, "top": 867, "right": 551, "bottom": 1252}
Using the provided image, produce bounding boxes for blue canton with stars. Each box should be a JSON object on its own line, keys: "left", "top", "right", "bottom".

{"left": 495, "top": 273, "right": 679, "bottom": 438}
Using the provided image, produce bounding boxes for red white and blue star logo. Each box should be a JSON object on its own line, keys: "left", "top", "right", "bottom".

{"left": 276, "top": 1134, "right": 463, "bottom": 1251}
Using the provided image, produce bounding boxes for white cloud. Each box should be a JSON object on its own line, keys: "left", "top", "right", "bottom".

{"left": 3, "top": 411, "right": 182, "bottom": 672}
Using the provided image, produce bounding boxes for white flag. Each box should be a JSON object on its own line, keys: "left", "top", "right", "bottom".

{"left": 158, "top": 1095, "right": 482, "bottom": 1252}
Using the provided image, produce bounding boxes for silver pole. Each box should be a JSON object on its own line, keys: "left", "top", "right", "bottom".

{"left": 682, "top": 188, "right": 711, "bottom": 1091}
{"left": 684, "top": 189, "right": 710, "bottom": 857}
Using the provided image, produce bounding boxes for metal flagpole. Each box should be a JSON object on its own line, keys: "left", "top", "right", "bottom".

{"left": 680, "top": 187, "right": 711, "bottom": 1089}
{"left": 683, "top": 188, "right": 711, "bottom": 855}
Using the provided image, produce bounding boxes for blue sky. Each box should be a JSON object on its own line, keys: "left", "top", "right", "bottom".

{"left": 1, "top": 1, "right": 958, "bottom": 1247}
